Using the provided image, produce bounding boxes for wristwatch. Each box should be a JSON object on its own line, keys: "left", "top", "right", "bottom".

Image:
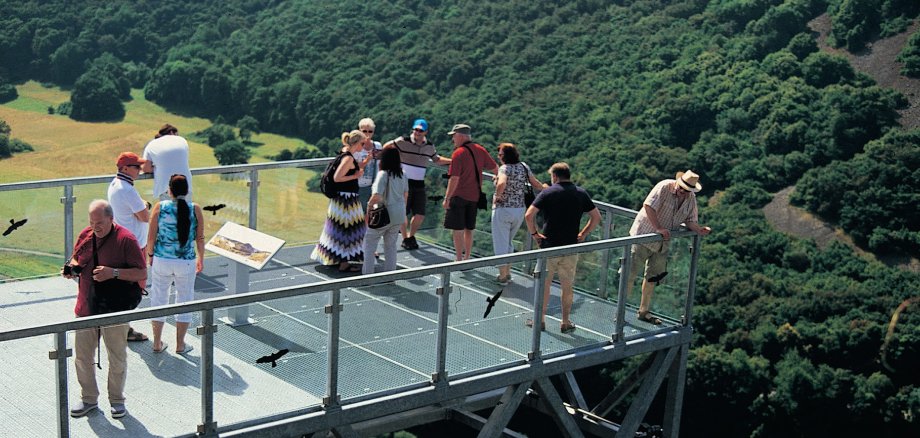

{"left": 113, "top": 268, "right": 120, "bottom": 279}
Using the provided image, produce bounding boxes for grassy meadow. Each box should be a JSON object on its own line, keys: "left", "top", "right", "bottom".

{"left": 0, "top": 82, "right": 328, "bottom": 279}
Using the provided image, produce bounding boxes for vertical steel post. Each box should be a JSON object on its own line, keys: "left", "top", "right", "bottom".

{"left": 325, "top": 288, "right": 342, "bottom": 407}
{"left": 529, "top": 257, "right": 547, "bottom": 360}
{"left": 596, "top": 210, "right": 613, "bottom": 299}
{"left": 248, "top": 169, "right": 259, "bottom": 229}
{"left": 52, "top": 332, "right": 70, "bottom": 438}
{"left": 62, "top": 185, "right": 75, "bottom": 261}
{"left": 433, "top": 272, "right": 451, "bottom": 384}
{"left": 614, "top": 246, "right": 632, "bottom": 342}
{"left": 682, "top": 234, "right": 702, "bottom": 326}
{"left": 198, "top": 309, "right": 217, "bottom": 436}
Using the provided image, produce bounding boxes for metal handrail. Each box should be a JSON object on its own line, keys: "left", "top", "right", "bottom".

{"left": 0, "top": 231, "right": 680, "bottom": 342}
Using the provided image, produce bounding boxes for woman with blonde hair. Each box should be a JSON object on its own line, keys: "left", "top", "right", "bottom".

{"left": 311, "top": 130, "right": 367, "bottom": 272}
{"left": 492, "top": 143, "right": 547, "bottom": 283}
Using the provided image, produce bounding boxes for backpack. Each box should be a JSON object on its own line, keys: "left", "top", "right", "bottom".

{"left": 320, "top": 153, "right": 346, "bottom": 198}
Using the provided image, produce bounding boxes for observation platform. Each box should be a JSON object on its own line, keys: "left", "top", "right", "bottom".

{"left": 0, "top": 159, "right": 700, "bottom": 437}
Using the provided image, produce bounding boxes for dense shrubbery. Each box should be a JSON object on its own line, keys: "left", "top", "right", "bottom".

{"left": 898, "top": 31, "right": 920, "bottom": 77}
{"left": 2, "top": 1, "right": 919, "bottom": 435}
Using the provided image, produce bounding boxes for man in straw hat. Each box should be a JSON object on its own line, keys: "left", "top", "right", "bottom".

{"left": 626, "top": 169, "right": 712, "bottom": 325}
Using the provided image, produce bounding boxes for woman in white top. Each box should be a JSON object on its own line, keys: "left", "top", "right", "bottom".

{"left": 363, "top": 146, "right": 409, "bottom": 274}
{"left": 491, "top": 143, "right": 547, "bottom": 283}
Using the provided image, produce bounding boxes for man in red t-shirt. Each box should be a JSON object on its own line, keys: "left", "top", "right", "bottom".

{"left": 442, "top": 124, "right": 498, "bottom": 261}
{"left": 62, "top": 200, "right": 147, "bottom": 419}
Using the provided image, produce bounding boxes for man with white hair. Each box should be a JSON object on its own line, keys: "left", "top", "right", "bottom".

{"left": 627, "top": 170, "right": 712, "bottom": 325}
{"left": 63, "top": 200, "right": 146, "bottom": 419}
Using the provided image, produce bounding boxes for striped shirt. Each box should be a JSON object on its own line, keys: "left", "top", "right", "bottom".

{"left": 388, "top": 135, "right": 441, "bottom": 181}
{"left": 629, "top": 179, "right": 699, "bottom": 240}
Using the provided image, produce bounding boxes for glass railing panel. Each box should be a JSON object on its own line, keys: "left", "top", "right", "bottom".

{"left": 0, "top": 187, "right": 65, "bottom": 280}
{"left": 650, "top": 233, "right": 693, "bottom": 324}
{"left": 255, "top": 166, "right": 326, "bottom": 248}
{"left": 337, "top": 277, "right": 439, "bottom": 401}
{"left": 536, "top": 249, "right": 616, "bottom": 357}
{"left": 0, "top": 336, "right": 57, "bottom": 437}
{"left": 446, "top": 265, "right": 531, "bottom": 379}
{"left": 212, "top": 294, "right": 327, "bottom": 427}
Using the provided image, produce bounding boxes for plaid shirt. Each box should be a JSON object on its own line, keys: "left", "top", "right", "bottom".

{"left": 629, "top": 179, "right": 699, "bottom": 240}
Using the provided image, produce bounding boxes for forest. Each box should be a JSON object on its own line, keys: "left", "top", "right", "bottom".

{"left": 1, "top": 0, "right": 918, "bottom": 436}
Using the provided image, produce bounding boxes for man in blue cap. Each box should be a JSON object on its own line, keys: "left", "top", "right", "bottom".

{"left": 384, "top": 118, "right": 451, "bottom": 250}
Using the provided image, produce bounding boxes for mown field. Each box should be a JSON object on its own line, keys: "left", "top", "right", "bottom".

{"left": 0, "top": 82, "right": 328, "bottom": 279}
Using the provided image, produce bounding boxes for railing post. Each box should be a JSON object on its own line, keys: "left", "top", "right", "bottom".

{"left": 324, "top": 288, "right": 343, "bottom": 407}
{"left": 248, "top": 169, "right": 259, "bottom": 229}
{"left": 197, "top": 309, "right": 218, "bottom": 436}
{"left": 614, "top": 246, "right": 632, "bottom": 342}
{"left": 50, "top": 331, "right": 71, "bottom": 438}
{"left": 529, "top": 257, "right": 547, "bottom": 360}
{"left": 61, "top": 185, "right": 76, "bottom": 261}
{"left": 433, "top": 272, "right": 451, "bottom": 385}
{"left": 596, "top": 210, "right": 613, "bottom": 299}
{"left": 683, "top": 234, "right": 702, "bottom": 326}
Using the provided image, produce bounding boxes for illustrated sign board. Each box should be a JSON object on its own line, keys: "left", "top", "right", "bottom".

{"left": 205, "top": 222, "right": 285, "bottom": 270}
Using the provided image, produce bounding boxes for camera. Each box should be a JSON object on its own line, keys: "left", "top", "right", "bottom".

{"left": 63, "top": 264, "right": 83, "bottom": 276}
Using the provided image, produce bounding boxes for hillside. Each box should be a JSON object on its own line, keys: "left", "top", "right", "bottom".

{"left": 2, "top": 1, "right": 919, "bottom": 437}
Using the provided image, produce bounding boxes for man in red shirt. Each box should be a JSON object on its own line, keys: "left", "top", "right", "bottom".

{"left": 442, "top": 124, "right": 498, "bottom": 261}
{"left": 63, "top": 200, "right": 147, "bottom": 419}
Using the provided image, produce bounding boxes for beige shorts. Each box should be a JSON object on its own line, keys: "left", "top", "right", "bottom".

{"left": 629, "top": 242, "right": 668, "bottom": 281}
{"left": 546, "top": 254, "right": 579, "bottom": 284}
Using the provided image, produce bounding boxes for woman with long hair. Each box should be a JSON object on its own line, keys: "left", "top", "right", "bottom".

{"left": 491, "top": 143, "right": 547, "bottom": 283}
{"left": 363, "top": 146, "right": 409, "bottom": 274}
{"left": 311, "top": 130, "right": 367, "bottom": 272}
{"left": 146, "top": 174, "right": 204, "bottom": 354}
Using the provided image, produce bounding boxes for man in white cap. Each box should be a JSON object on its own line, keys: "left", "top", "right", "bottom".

{"left": 627, "top": 169, "right": 712, "bottom": 325}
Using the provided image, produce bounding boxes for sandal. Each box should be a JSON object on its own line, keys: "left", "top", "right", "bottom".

{"left": 637, "top": 312, "right": 662, "bottom": 325}
{"left": 525, "top": 319, "right": 545, "bottom": 331}
{"left": 338, "top": 264, "right": 361, "bottom": 273}
{"left": 152, "top": 342, "right": 168, "bottom": 354}
{"left": 560, "top": 321, "right": 577, "bottom": 334}
{"left": 126, "top": 328, "right": 148, "bottom": 342}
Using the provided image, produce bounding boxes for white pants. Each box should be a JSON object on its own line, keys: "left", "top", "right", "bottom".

{"left": 150, "top": 257, "right": 196, "bottom": 323}
{"left": 363, "top": 222, "right": 401, "bottom": 274}
{"left": 491, "top": 207, "right": 525, "bottom": 257}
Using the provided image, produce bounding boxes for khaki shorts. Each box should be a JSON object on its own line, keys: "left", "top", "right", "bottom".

{"left": 547, "top": 254, "right": 579, "bottom": 284}
{"left": 628, "top": 242, "right": 668, "bottom": 281}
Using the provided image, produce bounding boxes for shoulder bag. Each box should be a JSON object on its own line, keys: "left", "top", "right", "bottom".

{"left": 522, "top": 162, "right": 536, "bottom": 207}
{"left": 461, "top": 144, "right": 488, "bottom": 210}
{"left": 367, "top": 172, "right": 391, "bottom": 229}
{"left": 90, "top": 232, "right": 146, "bottom": 315}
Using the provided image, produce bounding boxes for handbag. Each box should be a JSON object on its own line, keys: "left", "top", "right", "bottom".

{"left": 523, "top": 162, "right": 536, "bottom": 207}
{"left": 90, "top": 232, "right": 146, "bottom": 315}
{"left": 367, "top": 173, "right": 391, "bottom": 229}
{"left": 461, "top": 144, "right": 488, "bottom": 210}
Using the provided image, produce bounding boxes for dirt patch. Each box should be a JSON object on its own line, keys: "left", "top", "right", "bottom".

{"left": 764, "top": 186, "right": 920, "bottom": 272}
{"left": 809, "top": 14, "right": 920, "bottom": 129}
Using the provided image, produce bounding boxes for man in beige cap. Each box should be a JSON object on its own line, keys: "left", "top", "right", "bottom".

{"left": 442, "top": 123, "right": 497, "bottom": 260}
{"left": 627, "top": 170, "right": 712, "bottom": 325}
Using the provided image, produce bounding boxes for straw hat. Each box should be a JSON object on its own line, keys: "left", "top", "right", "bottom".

{"left": 675, "top": 170, "right": 702, "bottom": 193}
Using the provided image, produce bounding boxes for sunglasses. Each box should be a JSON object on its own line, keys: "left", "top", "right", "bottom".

{"left": 413, "top": 128, "right": 426, "bottom": 132}
{"left": 361, "top": 129, "right": 374, "bottom": 134}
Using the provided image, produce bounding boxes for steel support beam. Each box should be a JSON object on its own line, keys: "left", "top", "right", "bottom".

{"left": 662, "top": 344, "right": 689, "bottom": 438}
{"left": 616, "top": 347, "right": 679, "bottom": 438}
{"left": 478, "top": 383, "right": 531, "bottom": 438}
{"left": 325, "top": 288, "right": 342, "bottom": 407}
{"left": 197, "top": 309, "right": 218, "bottom": 436}
{"left": 614, "top": 248, "right": 632, "bottom": 342}
{"left": 453, "top": 409, "right": 528, "bottom": 438}
{"left": 559, "top": 371, "right": 588, "bottom": 410}
{"left": 50, "top": 331, "right": 71, "bottom": 438}
{"left": 533, "top": 377, "right": 585, "bottom": 438}
{"left": 433, "top": 274, "right": 451, "bottom": 385}
{"left": 597, "top": 210, "right": 613, "bottom": 299}
{"left": 592, "top": 352, "right": 657, "bottom": 417}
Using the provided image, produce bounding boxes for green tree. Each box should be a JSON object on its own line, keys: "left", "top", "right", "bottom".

{"left": 69, "top": 71, "right": 125, "bottom": 121}
{"left": 213, "top": 140, "right": 251, "bottom": 165}
{"left": 207, "top": 124, "right": 236, "bottom": 148}
{"left": 237, "top": 115, "right": 260, "bottom": 142}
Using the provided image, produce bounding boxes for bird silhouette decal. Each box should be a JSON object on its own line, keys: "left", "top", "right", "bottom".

{"left": 256, "top": 349, "right": 289, "bottom": 367}
{"left": 202, "top": 204, "right": 226, "bottom": 215}
{"left": 648, "top": 271, "right": 668, "bottom": 285}
{"left": 483, "top": 287, "right": 504, "bottom": 319}
{"left": 2, "top": 218, "right": 27, "bottom": 236}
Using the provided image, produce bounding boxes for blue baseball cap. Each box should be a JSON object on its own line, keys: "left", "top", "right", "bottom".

{"left": 412, "top": 119, "right": 429, "bottom": 132}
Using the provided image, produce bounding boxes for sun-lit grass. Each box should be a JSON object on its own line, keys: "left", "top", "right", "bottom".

{"left": 0, "top": 82, "right": 327, "bottom": 278}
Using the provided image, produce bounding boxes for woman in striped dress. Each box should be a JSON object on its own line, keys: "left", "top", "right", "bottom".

{"left": 311, "top": 130, "right": 367, "bottom": 272}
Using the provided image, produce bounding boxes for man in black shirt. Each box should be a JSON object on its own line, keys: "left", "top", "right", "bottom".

{"left": 524, "top": 163, "right": 601, "bottom": 333}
